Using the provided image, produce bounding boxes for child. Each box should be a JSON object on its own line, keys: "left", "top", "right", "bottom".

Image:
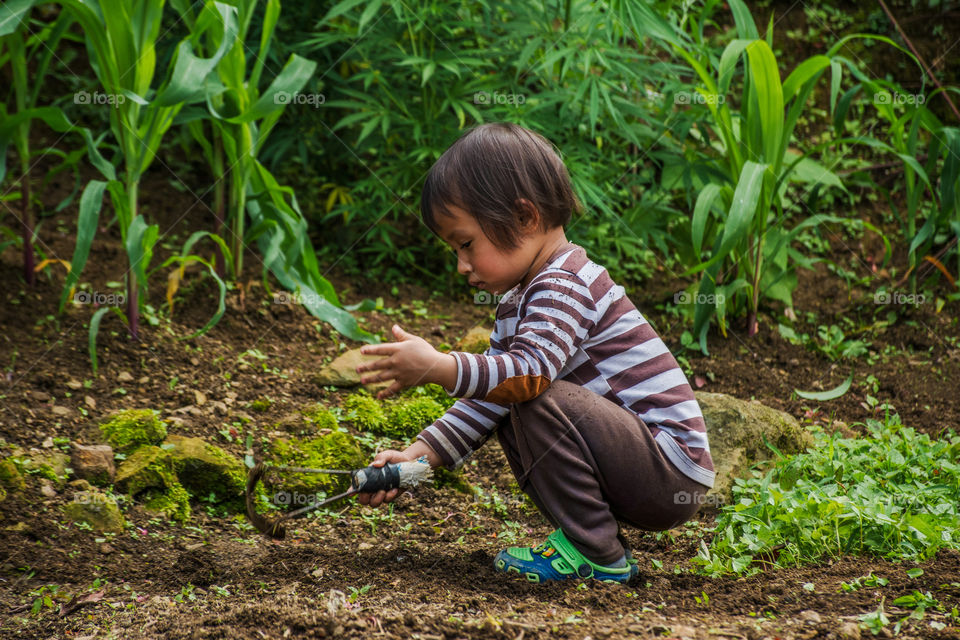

{"left": 355, "top": 122, "right": 714, "bottom": 584}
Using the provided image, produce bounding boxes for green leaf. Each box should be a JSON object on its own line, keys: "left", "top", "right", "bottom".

{"left": 88, "top": 307, "right": 111, "bottom": 375}
{"left": 59, "top": 180, "right": 107, "bottom": 313}
{"left": 795, "top": 373, "right": 853, "bottom": 401}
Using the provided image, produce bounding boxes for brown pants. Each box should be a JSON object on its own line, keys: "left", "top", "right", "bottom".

{"left": 496, "top": 379, "right": 709, "bottom": 565}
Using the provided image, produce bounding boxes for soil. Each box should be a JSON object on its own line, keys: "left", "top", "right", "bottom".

{"left": 2, "top": 158, "right": 959, "bottom": 639}
{"left": 3, "top": 4, "right": 960, "bottom": 637}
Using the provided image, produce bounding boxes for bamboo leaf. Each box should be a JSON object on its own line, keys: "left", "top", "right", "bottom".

{"left": 795, "top": 373, "right": 853, "bottom": 401}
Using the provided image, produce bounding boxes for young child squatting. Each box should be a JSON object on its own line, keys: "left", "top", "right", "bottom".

{"left": 355, "top": 122, "right": 714, "bottom": 584}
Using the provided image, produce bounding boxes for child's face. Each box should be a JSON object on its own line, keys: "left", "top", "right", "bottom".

{"left": 433, "top": 204, "right": 546, "bottom": 295}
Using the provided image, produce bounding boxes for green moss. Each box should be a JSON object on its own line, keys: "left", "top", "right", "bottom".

{"left": 267, "top": 432, "right": 366, "bottom": 495}
{"left": 63, "top": 494, "right": 126, "bottom": 532}
{"left": 434, "top": 466, "right": 472, "bottom": 493}
{"left": 165, "top": 436, "right": 245, "bottom": 509}
{"left": 383, "top": 397, "right": 445, "bottom": 440}
{"left": 99, "top": 409, "right": 167, "bottom": 453}
{"left": 342, "top": 392, "right": 387, "bottom": 431}
{"left": 401, "top": 383, "right": 456, "bottom": 411}
{"left": 22, "top": 452, "right": 70, "bottom": 485}
{"left": 142, "top": 485, "right": 191, "bottom": 522}
{"left": 301, "top": 404, "right": 338, "bottom": 431}
{"left": 250, "top": 397, "right": 273, "bottom": 412}
{"left": 0, "top": 458, "right": 26, "bottom": 492}
{"left": 114, "top": 445, "right": 191, "bottom": 521}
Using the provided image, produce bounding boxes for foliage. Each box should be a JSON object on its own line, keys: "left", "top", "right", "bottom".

{"left": 341, "top": 391, "right": 387, "bottom": 432}
{"left": 696, "top": 414, "right": 960, "bottom": 576}
{"left": 268, "top": 0, "right": 685, "bottom": 286}
{"left": 383, "top": 397, "right": 445, "bottom": 441}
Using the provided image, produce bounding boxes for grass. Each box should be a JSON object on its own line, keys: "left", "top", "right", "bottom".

{"left": 696, "top": 411, "right": 960, "bottom": 576}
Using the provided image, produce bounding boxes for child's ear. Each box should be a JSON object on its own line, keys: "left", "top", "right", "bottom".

{"left": 515, "top": 199, "right": 542, "bottom": 232}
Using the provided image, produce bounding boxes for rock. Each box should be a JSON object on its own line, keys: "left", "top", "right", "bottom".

{"left": 66, "top": 380, "right": 84, "bottom": 390}
{"left": 193, "top": 390, "right": 207, "bottom": 406}
{"left": 22, "top": 451, "right": 70, "bottom": 484}
{"left": 210, "top": 401, "right": 228, "bottom": 415}
{"left": 138, "top": 376, "right": 150, "bottom": 385}
{"left": 99, "top": 409, "right": 167, "bottom": 453}
{"left": 63, "top": 492, "right": 125, "bottom": 533}
{"left": 51, "top": 405, "right": 72, "bottom": 417}
{"left": 799, "top": 610, "right": 822, "bottom": 625}
{"left": 31, "top": 391, "right": 51, "bottom": 402}
{"left": 40, "top": 481, "right": 57, "bottom": 497}
{"left": 84, "top": 395, "right": 96, "bottom": 409}
{"left": 117, "top": 372, "right": 134, "bottom": 383}
{"left": 0, "top": 459, "right": 26, "bottom": 493}
{"left": 114, "top": 446, "right": 190, "bottom": 521}
{"left": 163, "top": 435, "right": 245, "bottom": 506}
{"left": 672, "top": 625, "right": 698, "bottom": 640}
{"left": 457, "top": 326, "right": 492, "bottom": 354}
{"left": 71, "top": 444, "right": 116, "bottom": 485}
{"left": 42, "top": 437, "right": 54, "bottom": 448}
{"left": 695, "top": 391, "right": 814, "bottom": 500}
{"left": 838, "top": 621, "right": 861, "bottom": 639}
{"left": 311, "top": 348, "right": 391, "bottom": 392}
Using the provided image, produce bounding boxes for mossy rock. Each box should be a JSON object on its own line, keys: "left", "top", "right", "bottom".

{"left": 342, "top": 392, "right": 387, "bottom": 432}
{"left": 434, "top": 466, "right": 472, "bottom": 494}
{"left": 21, "top": 452, "right": 70, "bottom": 485}
{"left": 249, "top": 397, "right": 273, "bottom": 412}
{"left": 114, "top": 445, "right": 191, "bottom": 521}
{"left": 100, "top": 409, "right": 167, "bottom": 453}
{"left": 142, "top": 485, "right": 191, "bottom": 522}
{"left": 63, "top": 492, "right": 125, "bottom": 533}
{"left": 163, "top": 435, "right": 245, "bottom": 508}
{"left": 382, "top": 397, "right": 446, "bottom": 440}
{"left": 266, "top": 432, "right": 366, "bottom": 495}
{"left": 695, "top": 391, "right": 814, "bottom": 500}
{"left": 0, "top": 458, "right": 25, "bottom": 493}
{"left": 457, "top": 326, "right": 492, "bottom": 354}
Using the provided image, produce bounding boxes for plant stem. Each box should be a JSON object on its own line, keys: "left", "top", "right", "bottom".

{"left": 20, "top": 165, "right": 34, "bottom": 286}
{"left": 127, "top": 181, "right": 139, "bottom": 342}
{"left": 213, "top": 130, "right": 227, "bottom": 279}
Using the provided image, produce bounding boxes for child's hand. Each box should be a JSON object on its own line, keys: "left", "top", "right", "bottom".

{"left": 356, "top": 449, "right": 412, "bottom": 508}
{"left": 356, "top": 324, "right": 456, "bottom": 399}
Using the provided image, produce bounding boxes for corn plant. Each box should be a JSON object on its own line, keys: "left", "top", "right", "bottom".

{"left": 57, "top": 0, "right": 239, "bottom": 341}
{"left": 660, "top": 0, "right": 914, "bottom": 351}
{"left": 0, "top": 1, "right": 74, "bottom": 285}
{"left": 171, "top": 0, "right": 374, "bottom": 342}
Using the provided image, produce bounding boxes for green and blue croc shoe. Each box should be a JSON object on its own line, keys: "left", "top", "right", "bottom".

{"left": 494, "top": 529, "right": 637, "bottom": 584}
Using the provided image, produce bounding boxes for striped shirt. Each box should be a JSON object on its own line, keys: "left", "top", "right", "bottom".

{"left": 418, "top": 242, "right": 715, "bottom": 488}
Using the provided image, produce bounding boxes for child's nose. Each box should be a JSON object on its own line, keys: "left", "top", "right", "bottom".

{"left": 457, "top": 255, "right": 471, "bottom": 275}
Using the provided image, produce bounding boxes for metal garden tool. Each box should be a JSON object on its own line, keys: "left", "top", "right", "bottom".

{"left": 245, "top": 460, "right": 433, "bottom": 540}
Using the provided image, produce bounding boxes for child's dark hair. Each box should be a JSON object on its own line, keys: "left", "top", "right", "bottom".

{"left": 421, "top": 123, "right": 582, "bottom": 250}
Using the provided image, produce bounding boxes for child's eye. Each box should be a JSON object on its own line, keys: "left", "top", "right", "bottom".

{"left": 459, "top": 240, "right": 472, "bottom": 250}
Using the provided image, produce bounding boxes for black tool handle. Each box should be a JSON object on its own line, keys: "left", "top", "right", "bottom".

{"left": 351, "top": 463, "right": 401, "bottom": 493}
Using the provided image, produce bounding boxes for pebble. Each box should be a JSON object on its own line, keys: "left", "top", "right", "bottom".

{"left": 799, "top": 609, "right": 822, "bottom": 625}
{"left": 673, "top": 625, "right": 697, "bottom": 639}
{"left": 84, "top": 395, "right": 96, "bottom": 409}
{"left": 51, "top": 405, "right": 71, "bottom": 416}
{"left": 66, "top": 380, "right": 83, "bottom": 390}
{"left": 838, "top": 621, "right": 861, "bottom": 639}
{"left": 117, "top": 372, "right": 134, "bottom": 383}
{"left": 32, "top": 391, "right": 51, "bottom": 402}
{"left": 138, "top": 376, "right": 149, "bottom": 384}
{"left": 42, "top": 437, "right": 54, "bottom": 448}
{"left": 194, "top": 390, "right": 207, "bottom": 406}
{"left": 40, "top": 482, "right": 57, "bottom": 497}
